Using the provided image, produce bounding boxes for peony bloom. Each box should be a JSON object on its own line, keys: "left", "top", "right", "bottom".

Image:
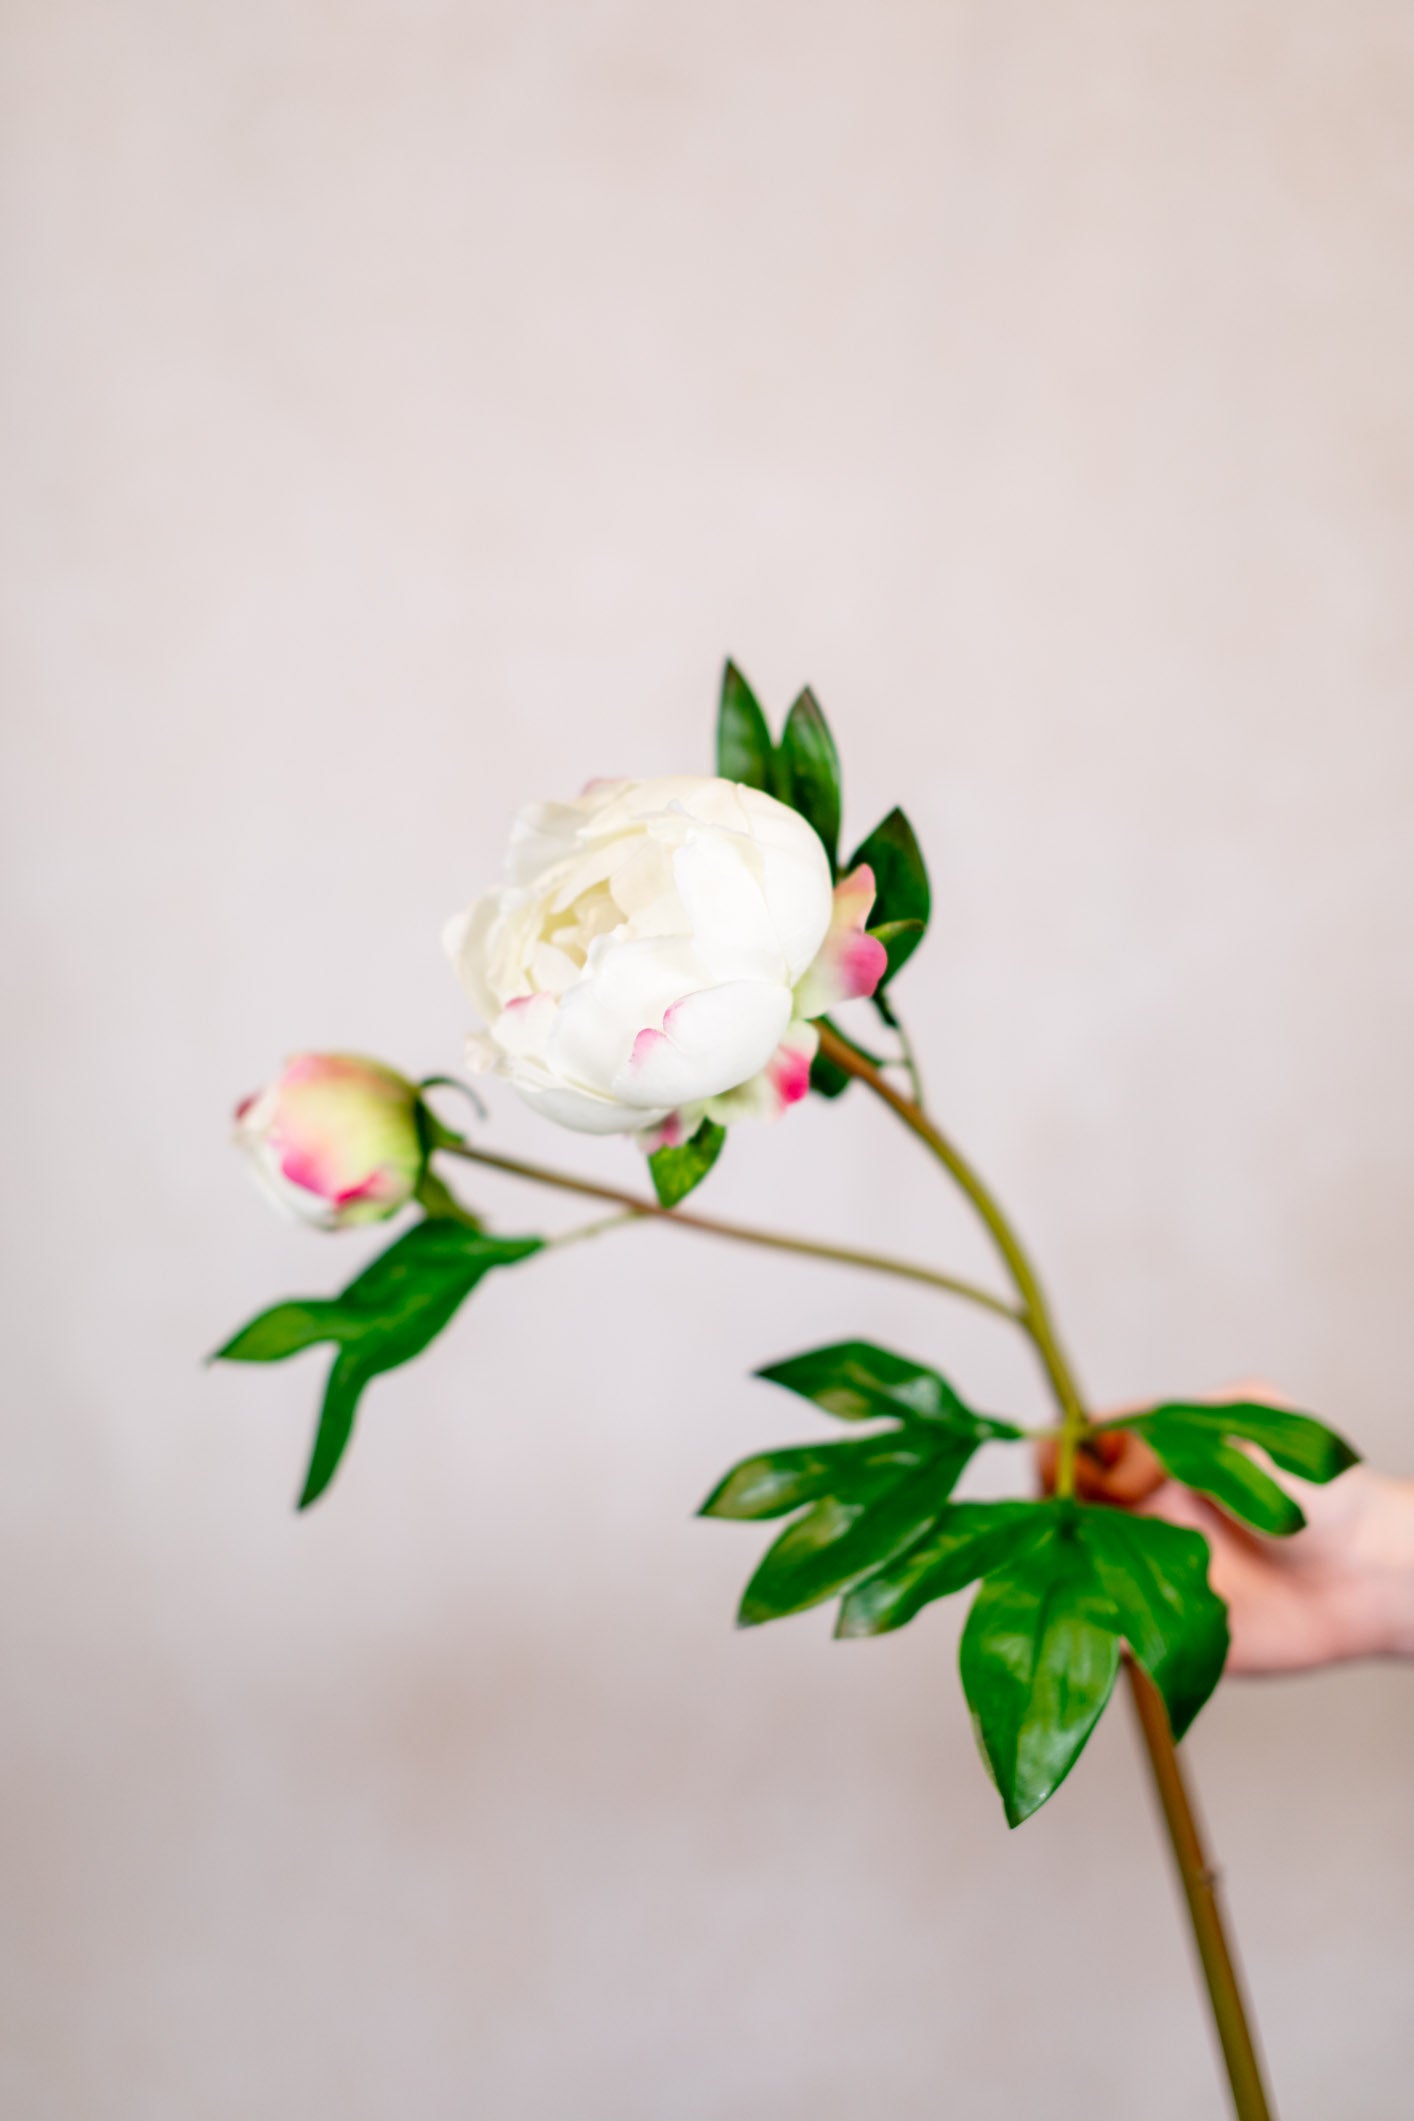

{"left": 444, "top": 776, "right": 885, "bottom": 1141}
{"left": 234, "top": 1053, "right": 425, "bottom": 1228}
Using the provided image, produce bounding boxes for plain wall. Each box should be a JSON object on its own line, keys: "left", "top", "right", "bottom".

{"left": 3, "top": 3, "right": 1412, "bottom": 2115}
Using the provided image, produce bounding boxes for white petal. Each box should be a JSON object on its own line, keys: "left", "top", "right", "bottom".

{"left": 515, "top": 1077, "right": 666, "bottom": 1135}
{"left": 611, "top": 979, "right": 792, "bottom": 1108}
{"left": 549, "top": 936, "right": 706, "bottom": 1096}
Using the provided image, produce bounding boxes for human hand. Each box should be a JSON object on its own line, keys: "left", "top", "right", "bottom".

{"left": 1038, "top": 1387, "right": 1414, "bottom": 1675}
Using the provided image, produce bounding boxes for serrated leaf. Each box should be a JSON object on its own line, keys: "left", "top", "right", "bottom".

{"left": 1139, "top": 1418, "right": 1306, "bottom": 1536}
{"left": 717, "top": 660, "right": 775, "bottom": 790}
{"left": 700, "top": 1432, "right": 942, "bottom": 1522}
{"left": 1121, "top": 1401, "right": 1358, "bottom": 1485}
{"left": 836, "top": 1501, "right": 1049, "bottom": 1637}
{"left": 214, "top": 1221, "right": 543, "bottom": 1509}
{"left": 849, "top": 808, "right": 930, "bottom": 986}
{"left": 756, "top": 1340, "right": 1019, "bottom": 1437}
{"left": 1078, "top": 1507, "right": 1228, "bottom": 1740}
{"left": 648, "top": 1118, "right": 726, "bottom": 1208}
{"left": 738, "top": 1474, "right": 945, "bottom": 1626}
{"left": 960, "top": 1524, "right": 1120, "bottom": 1826}
{"left": 778, "top": 687, "right": 842, "bottom": 868}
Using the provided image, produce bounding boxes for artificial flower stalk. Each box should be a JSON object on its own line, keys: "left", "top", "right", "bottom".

{"left": 215, "top": 663, "right": 1361, "bottom": 2119}
{"left": 814, "top": 1021, "right": 1275, "bottom": 2121}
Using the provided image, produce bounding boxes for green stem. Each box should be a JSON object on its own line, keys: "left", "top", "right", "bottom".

{"left": 439, "top": 1140, "right": 1021, "bottom": 1323}
{"left": 812, "top": 1020, "right": 1276, "bottom": 2121}
{"left": 814, "top": 1026, "right": 1086, "bottom": 1454}
{"left": 1127, "top": 1660, "right": 1275, "bottom": 2120}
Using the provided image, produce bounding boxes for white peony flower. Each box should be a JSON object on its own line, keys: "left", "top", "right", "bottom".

{"left": 444, "top": 776, "right": 886, "bottom": 1143}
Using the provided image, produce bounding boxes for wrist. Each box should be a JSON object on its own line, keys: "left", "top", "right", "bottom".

{"left": 1339, "top": 1472, "right": 1414, "bottom": 1662}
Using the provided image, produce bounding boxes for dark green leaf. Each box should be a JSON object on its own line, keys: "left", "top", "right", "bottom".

{"left": 700, "top": 1432, "right": 944, "bottom": 1522}
{"left": 1121, "top": 1402, "right": 1359, "bottom": 1485}
{"left": 836, "top": 1501, "right": 1048, "bottom": 1637}
{"left": 756, "top": 1340, "right": 1020, "bottom": 1438}
{"left": 960, "top": 1524, "right": 1120, "bottom": 1827}
{"left": 299, "top": 1352, "right": 364, "bottom": 1510}
{"left": 778, "top": 687, "right": 842, "bottom": 868}
{"left": 717, "top": 661, "right": 775, "bottom": 790}
{"left": 1139, "top": 1418, "right": 1306, "bottom": 1536}
{"left": 1078, "top": 1508, "right": 1228, "bottom": 1740}
{"left": 848, "top": 808, "right": 930, "bottom": 985}
{"left": 738, "top": 1474, "right": 945, "bottom": 1627}
{"left": 648, "top": 1118, "right": 726, "bottom": 1208}
{"left": 214, "top": 1221, "right": 543, "bottom": 1509}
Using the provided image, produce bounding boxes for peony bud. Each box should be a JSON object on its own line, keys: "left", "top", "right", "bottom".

{"left": 444, "top": 776, "right": 887, "bottom": 1143}
{"left": 234, "top": 1054, "right": 425, "bottom": 1229}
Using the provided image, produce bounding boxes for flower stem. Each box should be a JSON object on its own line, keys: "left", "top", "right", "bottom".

{"left": 1127, "top": 1660, "right": 1275, "bottom": 2120}
{"left": 814, "top": 1025, "right": 1085, "bottom": 1449}
{"left": 438, "top": 1140, "right": 1021, "bottom": 1323}
{"left": 812, "top": 1020, "right": 1277, "bottom": 2121}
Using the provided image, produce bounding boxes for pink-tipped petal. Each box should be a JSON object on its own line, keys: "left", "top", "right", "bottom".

{"left": 791, "top": 864, "right": 887, "bottom": 1018}
{"left": 706, "top": 1020, "right": 819, "bottom": 1125}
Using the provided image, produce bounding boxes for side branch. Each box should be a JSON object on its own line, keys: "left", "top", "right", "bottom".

{"left": 439, "top": 1139, "right": 1021, "bottom": 1323}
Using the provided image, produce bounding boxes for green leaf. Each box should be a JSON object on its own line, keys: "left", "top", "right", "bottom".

{"left": 1077, "top": 1508, "right": 1228, "bottom": 1740}
{"left": 299, "top": 1352, "right": 364, "bottom": 1509}
{"left": 777, "top": 687, "right": 843, "bottom": 869}
{"left": 413, "top": 1166, "right": 483, "bottom": 1228}
{"left": 848, "top": 808, "right": 930, "bottom": 985}
{"left": 1121, "top": 1401, "right": 1359, "bottom": 1485}
{"left": 648, "top": 1118, "right": 726, "bottom": 1208}
{"left": 214, "top": 1302, "right": 340, "bottom": 1363}
{"left": 868, "top": 919, "right": 926, "bottom": 984}
{"left": 836, "top": 1502, "right": 1048, "bottom": 1637}
{"left": 214, "top": 1220, "right": 544, "bottom": 1509}
{"left": 756, "top": 1340, "right": 1020, "bottom": 1438}
{"left": 717, "top": 661, "right": 775, "bottom": 791}
{"left": 738, "top": 1474, "right": 945, "bottom": 1627}
{"left": 1137, "top": 1418, "right": 1307, "bottom": 1536}
{"left": 960, "top": 1522, "right": 1121, "bottom": 1827}
{"left": 700, "top": 1432, "right": 944, "bottom": 1522}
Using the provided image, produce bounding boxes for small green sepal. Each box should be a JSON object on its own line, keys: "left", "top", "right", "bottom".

{"left": 648, "top": 1119, "right": 726, "bottom": 1208}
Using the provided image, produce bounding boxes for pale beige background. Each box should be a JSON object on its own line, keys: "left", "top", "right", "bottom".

{"left": 3, "top": 3, "right": 1413, "bottom": 2115}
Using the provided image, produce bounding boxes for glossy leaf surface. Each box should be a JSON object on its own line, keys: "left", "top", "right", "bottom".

{"left": 1118, "top": 1401, "right": 1359, "bottom": 1485}
{"left": 648, "top": 1118, "right": 726, "bottom": 1208}
{"left": 738, "top": 1474, "right": 950, "bottom": 1627}
{"left": 716, "top": 660, "right": 774, "bottom": 791}
{"left": 960, "top": 1519, "right": 1121, "bottom": 1826}
{"left": 848, "top": 807, "right": 930, "bottom": 985}
{"left": 1077, "top": 1507, "right": 1228, "bottom": 1739}
{"left": 777, "top": 687, "right": 843, "bottom": 869}
{"left": 756, "top": 1340, "right": 1020, "bottom": 1436}
{"left": 215, "top": 1220, "right": 543, "bottom": 1508}
{"left": 835, "top": 1502, "right": 1047, "bottom": 1637}
{"left": 1138, "top": 1419, "right": 1307, "bottom": 1536}
{"left": 700, "top": 1431, "right": 939, "bottom": 1522}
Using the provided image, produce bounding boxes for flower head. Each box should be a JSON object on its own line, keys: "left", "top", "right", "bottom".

{"left": 445, "top": 776, "right": 885, "bottom": 1141}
